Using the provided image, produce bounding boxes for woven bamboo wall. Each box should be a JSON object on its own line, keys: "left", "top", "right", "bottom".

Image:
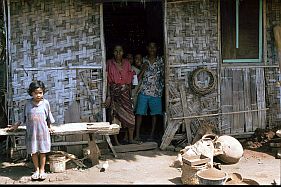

{"left": 265, "top": 0, "right": 281, "bottom": 128}
{"left": 166, "top": 0, "right": 219, "bottom": 137}
{"left": 8, "top": 0, "right": 103, "bottom": 125}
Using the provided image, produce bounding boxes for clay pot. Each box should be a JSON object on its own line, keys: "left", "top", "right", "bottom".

{"left": 215, "top": 135, "right": 243, "bottom": 164}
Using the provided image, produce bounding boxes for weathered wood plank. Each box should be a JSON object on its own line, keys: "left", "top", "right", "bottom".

{"left": 243, "top": 68, "right": 253, "bottom": 132}
{"left": 250, "top": 68, "right": 258, "bottom": 132}
{"left": 232, "top": 69, "right": 240, "bottom": 133}
{"left": 64, "top": 101, "right": 83, "bottom": 157}
{"left": 160, "top": 120, "right": 181, "bottom": 150}
{"left": 256, "top": 68, "right": 266, "bottom": 129}
{"left": 113, "top": 142, "right": 158, "bottom": 153}
{"left": 179, "top": 85, "right": 192, "bottom": 143}
{"left": 237, "top": 69, "right": 245, "bottom": 133}
{"left": 220, "top": 68, "right": 232, "bottom": 134}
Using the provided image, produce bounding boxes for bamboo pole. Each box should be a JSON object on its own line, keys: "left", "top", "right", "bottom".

{"left": 169, "top": 63, "right": 217, "bottom": 68}
{"left": 14, "top": 65, "right": 103, "bottom": 72}
{"left": 167, "top": 0, "right": 200, "bottom": 4}
{"left": 217, "top": 0, "right": 222, "bottom": 132}
{"left": 171, "top": 108, "right": 269, "bottom": 120}
{"left": 221, "top": 64, "right": 279, "bottom": 69}
{"left": 164, "top": 0, "right": 169, "bottom": 130}
{"left": 3, "top": 0, "right": 8, "bottom": 125}
{"left": 100, "top": 3, "right": 107, "bottom": 122}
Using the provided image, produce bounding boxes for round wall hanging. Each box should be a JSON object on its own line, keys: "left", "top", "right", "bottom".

{"left": 188, "top": 67, "right": 217, "bottom": 96}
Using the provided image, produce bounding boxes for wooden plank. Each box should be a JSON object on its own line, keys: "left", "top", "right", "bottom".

{"left": 232, "top": 69, "right": 240, "bottom": 133}
{"left": 104, "top": 134, "right": 117, "bottom": 158}
{"left": 59, "top": 151, "right": 87, "bottom": 168}
{"left": 237, "top": 69, "right": 245, "bottom": 133}
{"left": 243, "top": 68, "right": 253, "bottom": 132}
{"left": 256, "top": 68, "right": 266, "bottom": 129}
{"left": 14, "top": 141, "right": 89, "bottom": 150}
{"left": 182, "top": 154, "right": 211, "bottom": 166}
{"left": 179, "top": 85, "right": 192, "bottom": 143}
{"left": 160, "top": 120, "right": 181, "bottom": 150}
{"left": 64, "top": 101, "right": 83, "bottom": 157}
{"left": 250, "top": 68, "right": 258, "bottom": 132}
{"left": 220, "top": 69, "right": 232, "bottom": 134}
{"left": 113, "top": 142, "right": 158, "bottom": 153}
{"left": 229, "top": 132, "right": 255, "bottom": 139}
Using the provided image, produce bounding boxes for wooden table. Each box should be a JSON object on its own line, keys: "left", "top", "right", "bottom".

{"left": 0, "top": 122, "right": 120, "bottom": 165}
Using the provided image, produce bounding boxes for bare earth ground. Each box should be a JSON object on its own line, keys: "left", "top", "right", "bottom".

{"left": 0, "top": 147, "right": 280, "bottom": 185}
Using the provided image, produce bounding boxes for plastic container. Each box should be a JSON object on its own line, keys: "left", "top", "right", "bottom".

{"left": 48, "top": 154, "right": 66, "bottom": 173}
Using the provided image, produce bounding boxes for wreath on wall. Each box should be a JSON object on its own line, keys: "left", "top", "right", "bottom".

{"left": 188, "top": 67, "right": 217, "bottom": 96}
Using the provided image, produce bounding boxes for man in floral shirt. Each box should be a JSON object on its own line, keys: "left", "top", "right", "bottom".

{"left": 134, "top": 42, "right": 164, "bottom": 141}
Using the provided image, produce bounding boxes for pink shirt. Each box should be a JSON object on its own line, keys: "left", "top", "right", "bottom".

{"left": 106, "top": 58, "right": 134, "bottom": 84}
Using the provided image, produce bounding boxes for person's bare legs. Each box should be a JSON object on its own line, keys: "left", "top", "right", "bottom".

{"left": 123, "top": 129, "right": 128, "bottom": 143}
{"left": 128, "top": 127, "right": 134, "bottom": 143}
{"left": 31, "top": 153, "right": 39, "bottom": 173}
{"left": 128, "top": 126, "right": 142, "bottom": 144}
{"left": 135, "top": 115, "right": 143, "bottom": 140}
{"left": 149, "top": 115, "right": 157, "bottom": 140}
{"left": 113, "top": 134, "right": 120, "bottom": 146}
{"left": 39, "top": 153, "right": 46, "bottom": 174}
{"left": 31, "top": 153, "right": 40, "bottom": 179}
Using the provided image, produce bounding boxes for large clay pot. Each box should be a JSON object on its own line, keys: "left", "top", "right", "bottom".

{"left": 215, "top": 135, "right": 243, "bottom": 164}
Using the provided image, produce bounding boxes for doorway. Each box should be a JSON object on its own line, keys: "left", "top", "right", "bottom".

{"left": 103, "top": 1, "right": 165, "bottom": 143}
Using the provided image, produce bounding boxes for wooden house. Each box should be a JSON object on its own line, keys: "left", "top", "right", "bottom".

{"left": 1, "top": 0, "right": 281, "bottom": 151}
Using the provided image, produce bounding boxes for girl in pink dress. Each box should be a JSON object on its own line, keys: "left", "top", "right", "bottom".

{"left": 10, "top": 80, "right": 55, "bottom": 180}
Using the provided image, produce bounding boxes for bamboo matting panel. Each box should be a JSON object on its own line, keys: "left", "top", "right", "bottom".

{"left": 265, "top": 0, "right": 281, "bottom": 129}
{"left": 265, "top": 67, "right": 281, "bottom": 128}
{"left": 11, "top": 68, "right": 103, "bottom": 125}
{"left": 9, "top": 0, "right": 102, "bottom": 68}
{"left": 166, "top": 0, "right": 219, "bottom": 65}
{"left": 266, "top": 0, "right": 281, "bottom": 66}
{"left": 8, "top": 0, "right": 103, "bottom": 125}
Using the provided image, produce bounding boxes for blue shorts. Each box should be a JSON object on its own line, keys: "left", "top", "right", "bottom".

{"left": 135, "top": 93, "right": 162, "bottom": 115}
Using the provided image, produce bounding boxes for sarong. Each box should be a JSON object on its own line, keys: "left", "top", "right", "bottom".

{"left": 110, "top": 84, "right": 135, "bottom": 129}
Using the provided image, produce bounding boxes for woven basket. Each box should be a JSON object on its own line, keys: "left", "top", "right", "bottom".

{"left": 181, "top": 163, "right": 209, "bottom": 185}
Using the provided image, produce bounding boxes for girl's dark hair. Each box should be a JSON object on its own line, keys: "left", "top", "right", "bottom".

{"left": 27, "top": 80, "right": 47, "bottom": 96}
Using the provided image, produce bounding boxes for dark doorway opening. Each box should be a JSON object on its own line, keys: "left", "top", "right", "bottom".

{"left": 103, "top": 1, "right": 164, "bottom": 59}
{"left": 103, "top": 1, "right": 165, "bottom": 144}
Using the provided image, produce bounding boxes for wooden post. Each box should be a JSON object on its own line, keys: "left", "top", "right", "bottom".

{"left": 105, "top": 135, "right": 117, "bottom": 158}
{"left": 88, "top": 133, "right": 100, "bottom": 166}
{"left": 179, "top": 85, "right": 192, "bottom": 143}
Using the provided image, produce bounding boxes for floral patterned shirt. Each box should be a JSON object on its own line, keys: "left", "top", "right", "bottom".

{"left": 140, "top": 56, "right": 164, "bottom": 97}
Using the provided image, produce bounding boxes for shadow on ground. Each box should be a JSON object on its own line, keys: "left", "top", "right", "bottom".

{"left": 168, "top": 177, "right": 182, "bottom": 184}
{"left": 0, "top": 165, "right": 32, "bottom": 181}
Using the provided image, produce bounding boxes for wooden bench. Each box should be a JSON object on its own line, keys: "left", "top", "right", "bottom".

{"left": 0, "top": 122, "right": 120, "bottom": 166}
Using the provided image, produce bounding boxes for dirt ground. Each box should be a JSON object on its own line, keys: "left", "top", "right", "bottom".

{"left": 0, "top": 146, "right": 280, "bottom": 185}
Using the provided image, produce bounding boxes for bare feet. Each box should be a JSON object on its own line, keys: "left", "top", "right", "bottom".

{"left": 129, "top": 139, "right": 143, "bottom": 144}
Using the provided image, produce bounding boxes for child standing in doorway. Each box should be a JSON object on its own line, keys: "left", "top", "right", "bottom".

{"left": 131, "top": 53, "right": 143, "bottom": 111}
{"left": 9, "top": 80, "right": 55, "bottom": 180}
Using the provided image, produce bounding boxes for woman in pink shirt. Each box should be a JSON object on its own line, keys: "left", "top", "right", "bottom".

{"left": 105, "top": 45, "right": 141, "bottom": 145}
